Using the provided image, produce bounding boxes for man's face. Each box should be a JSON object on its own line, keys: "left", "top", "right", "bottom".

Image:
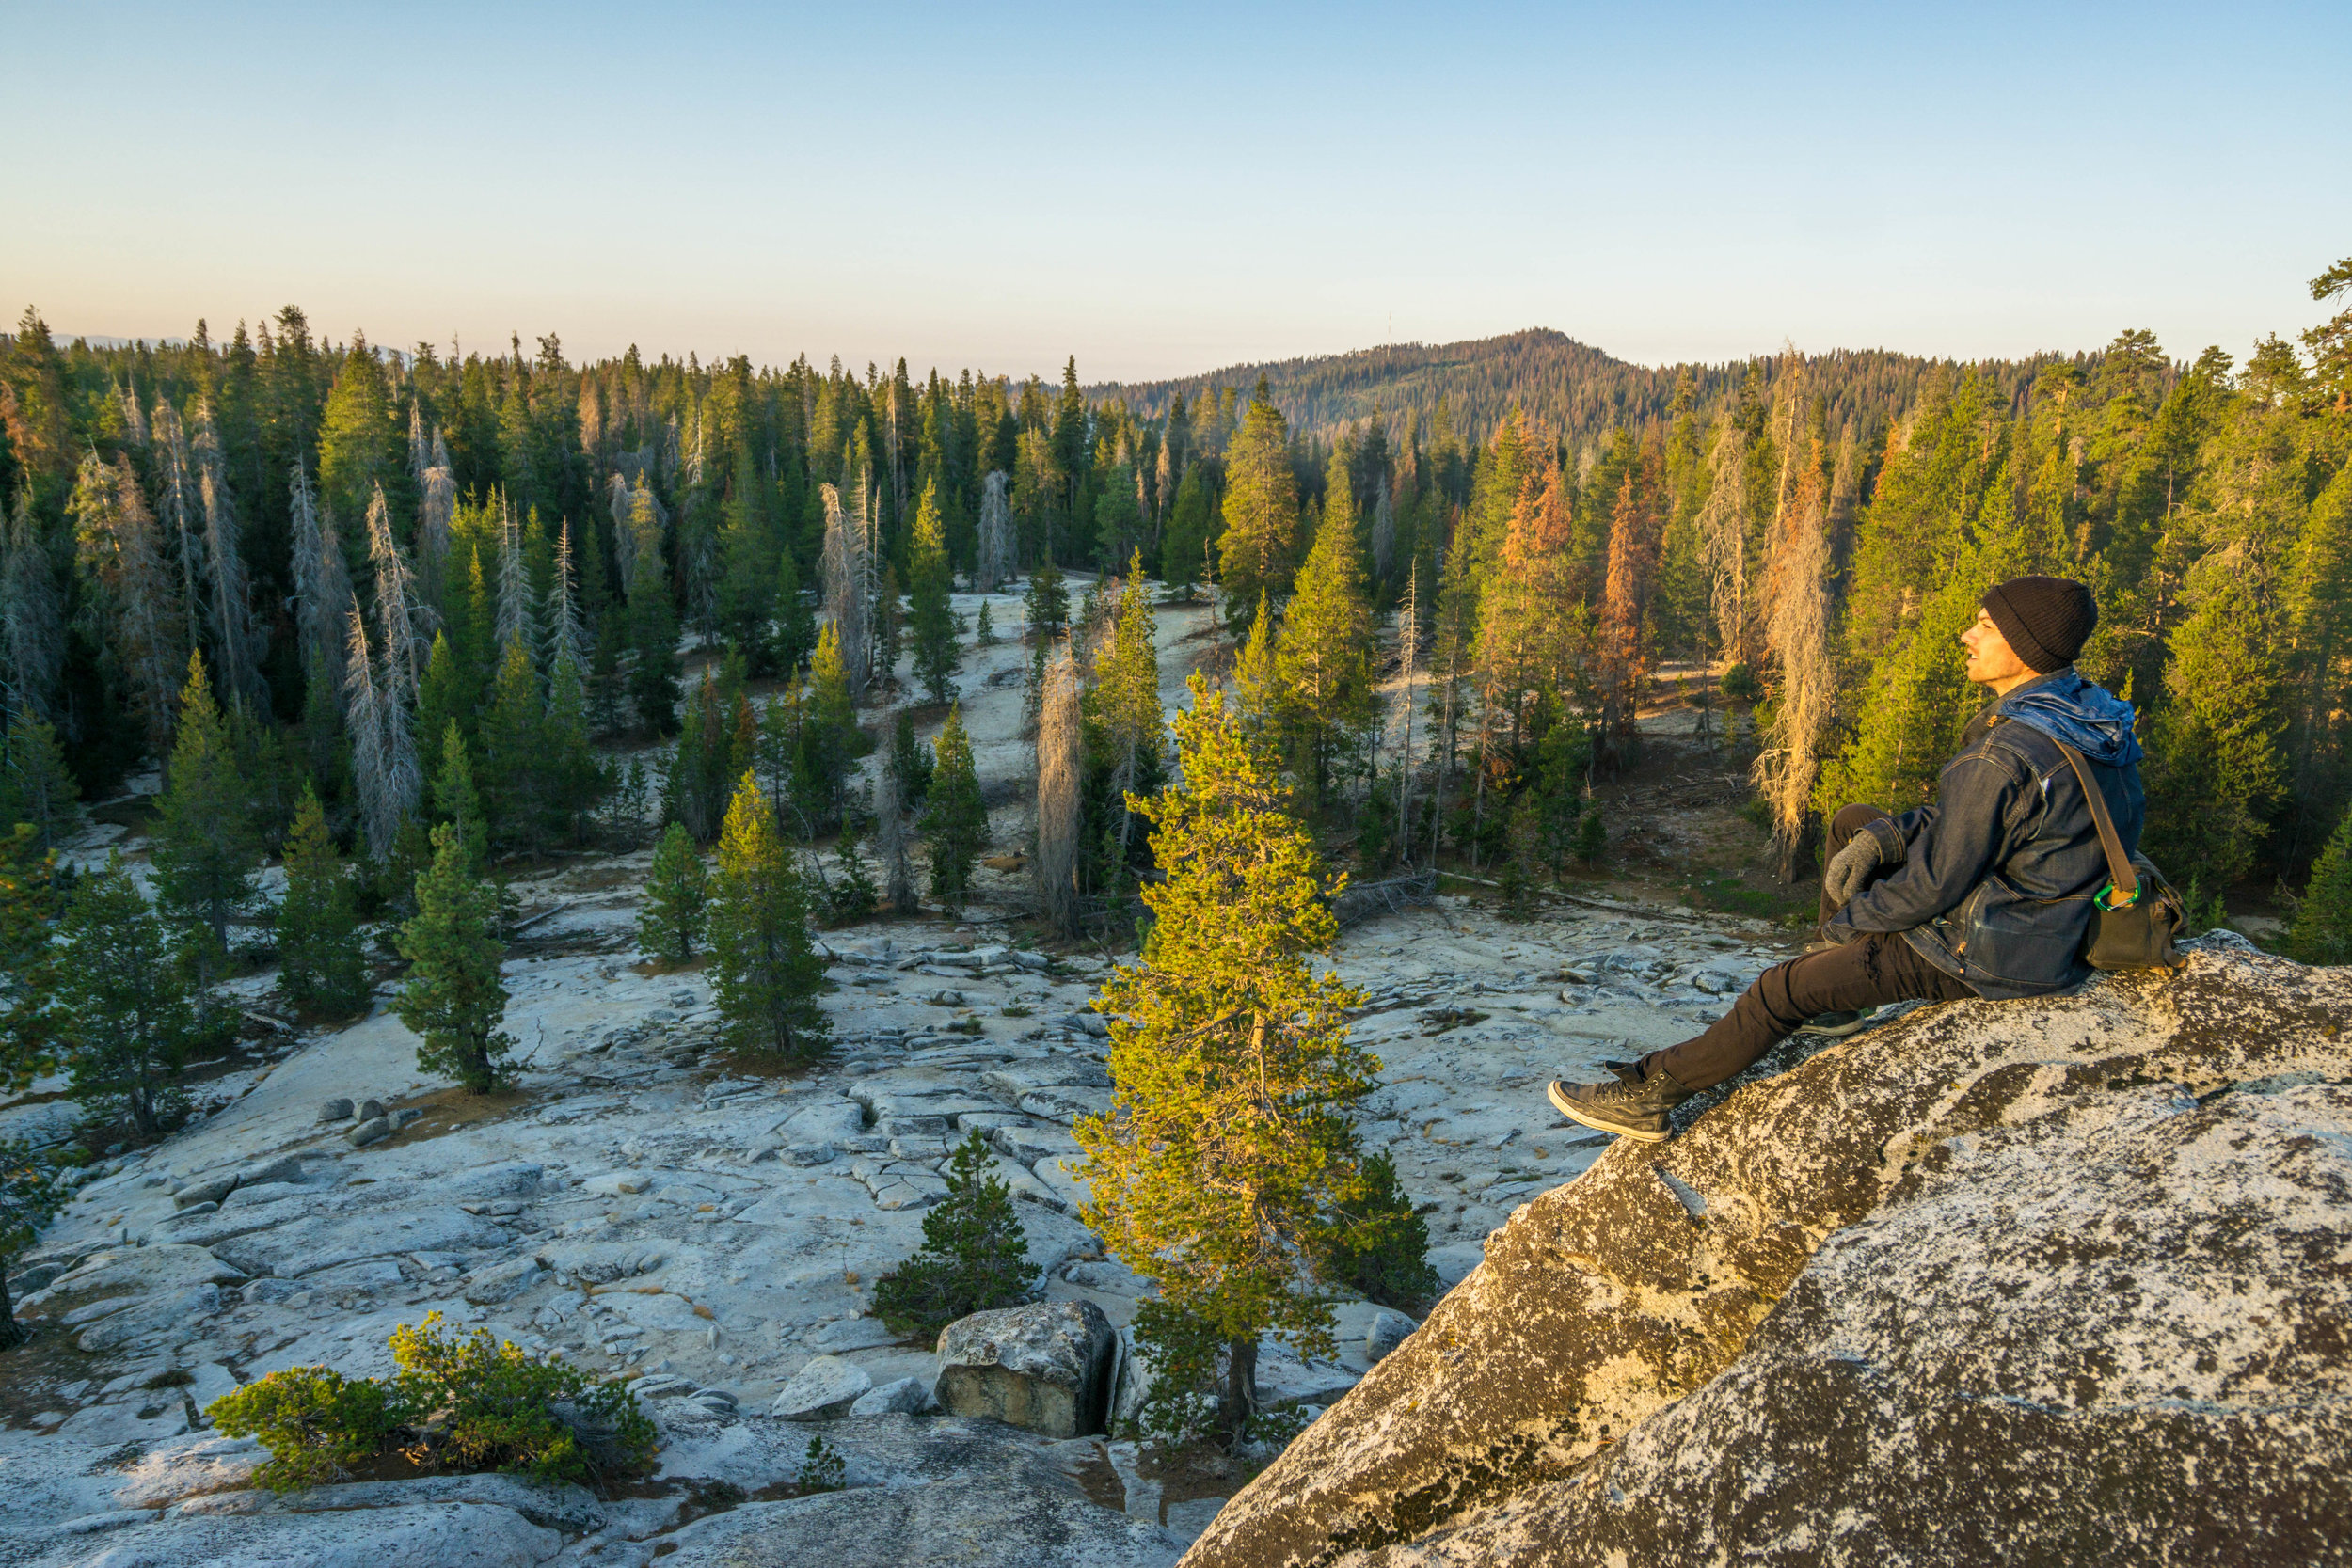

{"left": 1961, "top": 610, "right": 2031, "bottom": 687}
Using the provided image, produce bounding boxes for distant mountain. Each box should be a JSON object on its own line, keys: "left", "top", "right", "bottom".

{"left": 1089, "top": 326, "right": 2075, "bottom": 448}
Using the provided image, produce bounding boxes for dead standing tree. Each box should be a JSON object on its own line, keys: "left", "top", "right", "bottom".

{"left": 1034, "top": 643, "right": 1084, "bottom": 939}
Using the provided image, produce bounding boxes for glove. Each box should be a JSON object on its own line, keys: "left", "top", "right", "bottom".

{"left": 1822, "top": 832, "right": 1888, "bottom": 908}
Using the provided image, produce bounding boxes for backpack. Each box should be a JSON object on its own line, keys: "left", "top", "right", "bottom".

{"left": 2053, "top": 738, "right": 2188, "bottom": 972}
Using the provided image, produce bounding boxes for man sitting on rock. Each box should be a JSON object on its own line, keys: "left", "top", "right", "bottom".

{"left": 1547, "top": 574, "right": 2145, "bottom": 1143}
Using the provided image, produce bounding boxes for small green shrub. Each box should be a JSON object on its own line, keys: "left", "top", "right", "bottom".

{"left": 207, "top": 1365, "right": 406, "bottom": 1491}
{"left": 207, "top": 1313, "right": 655, "bottom": 1493}
{"left": 795, "top": 1434, "right": 846, "bottom": 1492}
{"left": 871, "top": 1130, "right": 1040, "bottom": 1336}
{"left": 390, "top": 1312, "right": 657, "bottom": 1487}
{"left": 1719, "top": 662, "right": 1759, "bottom": 703}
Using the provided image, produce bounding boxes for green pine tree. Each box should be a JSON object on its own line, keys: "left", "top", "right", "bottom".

{"left": 0, "top": 1136, "right": 64, "bottom": 1348}
{"left": 871, "top": 1130, "right": 1041, "bottom": 1336}
{"left": 975, "top": 599, "right": 995, "bottom": 646}
{"left": 891, "top": 709, "right": 932, "bottom": 809}
{"left": 626, "top": 546, "right": 681, "bottom": 736}
{"left": 431, "top": 722, "right": 489, "bottom": 869}
{"left": 908, "top": 477, "right": 961, "bottom": 704}
{"left": 1025, "top": 554, "right": 1069, "bottom": 641}
{"left": 414, "top": 631, "right": 474, "bottom": 764}
{"left": 2290, "top": 807, "right": 2352, "bottom": 965}
{"left": 480, "top": 639, "right": 549, "bottom": 853}
{"left": 2141, "top": 576, "right": 2286, "bottom": 894}
{"left": 921, "top": 705, "right": 987, "bottom": 910}
{"left": 1161, "top": 466, "right": 1214, "bottom": 601}
{"left": 707, "top": 771, "right": 830, "bottom": 1061}
{"left": 639, "top": 822, "right": 708, "bottom": 967}
{"left": 1217, "top": 378, "right": 1298, "bottom": 632}
{"left": 1277, "top": 465, "right": 1375, "bottom": 809}
{"left": 278, "top": 784, "right": 370, "bottom": 1018}
{"left": 1075, "top": 675, "right": 1382, "bottom": 1437}
{"left": 395, "top": 823, "right": 515, "bottom": 1093}
{"left": 0, "top": 825, "right": 59, "bottom": 1093}
{"left": 0, "top": 709, "right": 80, "bottom": 852}
{"left": 56, "top": 853, "right": 199, "bottom": 1140}
{"left": 150, "top": 653, "right": 260, "bottom": 991}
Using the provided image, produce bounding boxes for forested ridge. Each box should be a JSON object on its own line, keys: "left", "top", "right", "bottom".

{"left": 0, "top": 257, "right": 2347, "bottom": 947}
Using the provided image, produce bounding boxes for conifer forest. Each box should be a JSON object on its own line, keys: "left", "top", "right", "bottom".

{"left": 3, "top": 262, "right": 2349, "bottom": 935}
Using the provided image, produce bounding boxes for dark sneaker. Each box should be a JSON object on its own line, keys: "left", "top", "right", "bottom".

{"left": 1797, "top": 1008, "right": 1873, "bottom": 1037}
{"left": 1546, "top": 1061, "right": 1692, "bottom": 1143}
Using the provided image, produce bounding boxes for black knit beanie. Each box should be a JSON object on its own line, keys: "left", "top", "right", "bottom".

{"left": 1982, "top": 576, "right": 2096, "bottom": 673}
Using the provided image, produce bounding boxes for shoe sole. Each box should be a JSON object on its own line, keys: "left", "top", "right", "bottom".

{"left": 1546, "top": 1081, "right": 1670, "bottom": 1143}
{"left": 1797, "top": 1014, "right": 1876, "bottom": 1038}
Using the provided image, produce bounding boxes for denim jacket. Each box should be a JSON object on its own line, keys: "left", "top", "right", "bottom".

{"left": 1824, "top": 668, "right": 2146, "bottom": 999}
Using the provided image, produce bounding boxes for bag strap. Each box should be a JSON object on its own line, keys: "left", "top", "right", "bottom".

{"left": 2050, "top": 736, "right": 2138, "bottom": 902}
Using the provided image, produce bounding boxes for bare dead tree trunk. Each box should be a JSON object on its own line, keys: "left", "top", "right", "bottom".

{"left": 1034, "top": 644, "right": 1084, "bottom": 939}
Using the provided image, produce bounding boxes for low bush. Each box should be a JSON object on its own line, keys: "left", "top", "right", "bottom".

{"left": 206, "top": 1365, "right": 405, "bottom": 1491}
{"left": 1311, "top": 1150, "right": 1438, "bottom": 1312}
{"left": 206, "top": 1313, "right": 654, "bottom": 1493}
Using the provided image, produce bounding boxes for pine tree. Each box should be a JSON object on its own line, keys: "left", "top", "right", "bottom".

{"left": 0, "top": 824, "right": 59, "bottom": 1092}
{"left": 1218, "top": 378, "right": 1298, "bottom": 630}
{"left": 430, "top": 722, "right": 489, "bottom": 869}
{"left": 774, "top": 546, "right": 816, "bottom": 674}
{"left": 0, "top": 708, "right": 79, "bottom": 851}
{"left": 922, "top": 704, "right": 987, "bottom": 910}
{"left": 1024, "top": 554, "right": 1068, "bottom": 641}
{"left": 976, "top": 600, "right": 995, "bottom": 646}
{"left": 1075, "top": 676, "right": 1384, "bottom": 1435}
{"left": 544, "top": 647, "right": 601, "bottom": 843}
{"left": 56, "top": 854, "right": 198, "bottom": 1141}
{"left": 1, "top": 488, "right": 64, "bottom": 723}
{"left": 414, "top": 631, "right": 472, "bottom": 764}
{"left": 480, "top": 639, "right": 548, "bottom": 853}
{"left": 1161, "top": 466, "right": 1214, "bottom": 601}
{"left": 890, "top": 708, "right": 932, "bottom": 808}
{"left": 1278, "top": 469, "right": 1375, "bottom": 809}
{"left": 707, "top": 771, "right": 830, "bottom": 1062}
{"left": 638, "top": 822, "right": 708, "bottom": 966}
{"left": 2142, "top": 576, "right": 2286, "bottom": 894}
{"left": 0, "top": 1135, "right": 64, "bottom": 1349}
{"left": 278, "top": 784, "right": 369, "bottom": 1018}
{"left": 1231, "top": 592, "right": 1282, "bottom": 739}
{"left": 626, "top": 543, "right": 680, "bottom": 736}
{"left": 151, "top": 653, "right": 260, "bottom": 983}
{"left": 871, "top": 1129, "right": 1041, "bottom": 1335}
{"left": 395, "top": 823, "right": 515, "bottom": 1093}
{"left": 908, "top": 477, "right": 960, "bottom": 704}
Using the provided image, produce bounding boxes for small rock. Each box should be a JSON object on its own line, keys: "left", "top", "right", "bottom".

{"left": 925, "top": 989, "right": 967, "bottom": 1006}
{"left": 317, "top": 1098, "right": 354, "bottom": 1122}
{"left": 771, "top": 1354, "right": 872, "bottom": 1420}
{"left": 346, "top": 1117, "right": 391, "bottom": 1148}
{"left": 174, "top": 1176, "right": 237, "bottom": 1211}
{"left": 358, "top": 1098, "right": 385, "bottom": 1120}
{"left": 850, "top": 1375, "right": 934, "bottom": 1416}
{"left": 782, "top": 1143, "right": 837, "bottom": 1166}
{"left": 462, "top": 1259, "right": 546, "bottom": 1305}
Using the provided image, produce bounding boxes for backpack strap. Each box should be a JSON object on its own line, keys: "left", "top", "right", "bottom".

{"left": 2050, "top": 736, "right": 2138, "bottom": 903}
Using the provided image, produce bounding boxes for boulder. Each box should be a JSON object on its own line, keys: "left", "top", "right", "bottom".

{"left": 1184, "top": 945, "right": 2352, "bottom": 1568}
{"left": 318, "top": 1097, "right": 355, "bottom": 1121}
{"left": 644, "top": 1414, "right": 1176, "bottom": 1567}
{"left": 850, "top": 1375, "right": 935, "bottom": 1416}
{"left": 934, "top": 1299, "right": 1116, "bottom": 1438}
{"left": 1364, "top": 1308, "right": 1415, "bottom": 1363}
{"left": 347, "top": 1116, "right": 391, "bottom": 1148}
{"left": 771, "top": 1354, "right": 872, "bottom": 1420}
{"left": 460, "top": 1258, "right": 545, "bottom": 1305}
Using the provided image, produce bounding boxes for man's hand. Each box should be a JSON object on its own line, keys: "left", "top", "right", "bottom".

{"left": 1823, "top": 833, "right": 1888, "bottom": 907}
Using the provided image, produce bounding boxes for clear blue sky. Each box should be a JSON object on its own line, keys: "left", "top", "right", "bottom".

{"left": 6, "top": 1, "right": 2345, "bottom": 381}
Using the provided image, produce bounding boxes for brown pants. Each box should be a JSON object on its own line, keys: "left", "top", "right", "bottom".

{"left": 1639, "top": 805, "right": 1974, "bottom": 1092}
